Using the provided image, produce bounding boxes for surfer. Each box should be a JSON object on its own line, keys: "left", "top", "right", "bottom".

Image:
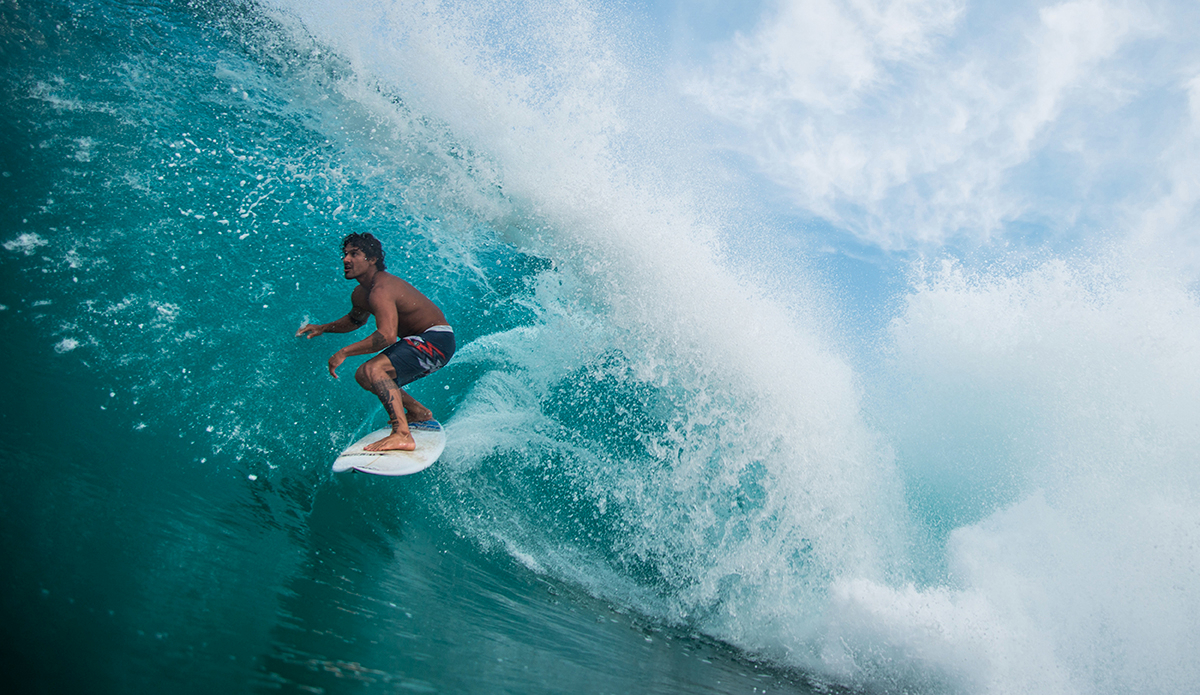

{"left": 296, "top": 233, "right": 455, "bottom": 451}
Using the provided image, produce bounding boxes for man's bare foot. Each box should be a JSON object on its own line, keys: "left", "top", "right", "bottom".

{"left": 364, "top": 432, "right": 416, "bottom": 452}
{"left": 405, "top": 405, "right": 434, "bottom": 423}
{"left": 399, "top": 390, "right": 434, "bottom": 423}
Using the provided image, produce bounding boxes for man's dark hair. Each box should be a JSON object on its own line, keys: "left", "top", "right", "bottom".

{"left": 342, "top": 233, "right": 386, "bottom": 271}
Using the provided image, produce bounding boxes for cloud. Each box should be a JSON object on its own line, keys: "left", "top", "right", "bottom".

{"left": 1130, "top": 70, "right": 1200, "bottom": 274}
{"left": 686, "top": 0, "right": 1196, "bottom": 256}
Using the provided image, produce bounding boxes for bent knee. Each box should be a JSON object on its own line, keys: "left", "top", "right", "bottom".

{"left": 357, "top": 356, "right": 394, "bottom": 386}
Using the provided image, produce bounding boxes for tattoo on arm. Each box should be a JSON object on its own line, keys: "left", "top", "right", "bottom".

{"left": 348, "top": 307, "right": 369, "bottom": 327}
{"left": 368, "top": 333, "right": 389, "bottom": 350}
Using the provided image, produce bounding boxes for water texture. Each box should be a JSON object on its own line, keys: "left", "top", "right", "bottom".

{"left": 3, "top": 1, "right": 1199, "bottom": 694}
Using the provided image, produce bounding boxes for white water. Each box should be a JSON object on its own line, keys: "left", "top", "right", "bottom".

{"left": 261, "top": 1, "right": 1200, "bottom": 693}
{"left": 841, "top": 257, "right": 1200, "bottom": 693}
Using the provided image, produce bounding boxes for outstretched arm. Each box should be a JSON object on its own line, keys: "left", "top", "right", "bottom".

{"left": 295, "top": 305, "right": 370, "bottom": 339}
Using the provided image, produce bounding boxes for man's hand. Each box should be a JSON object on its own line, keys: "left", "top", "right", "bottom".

{"left": 328, "top": 350, "right": 346, "bottom": 378}
{"left": 296, "top": 323, "right": 326, "bottom": 339}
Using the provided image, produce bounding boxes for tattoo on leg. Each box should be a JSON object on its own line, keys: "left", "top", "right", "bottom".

{"left": 370, "top": 378, "right": 402, "bottom": 425}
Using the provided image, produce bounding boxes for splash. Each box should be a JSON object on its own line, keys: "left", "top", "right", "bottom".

{"left": 7, "top": 1, "right": 1200, "bottom": 693}
{"left": 267, "top": 0, "right": 911, "bottom": 666}
{"left": 833, "top": 255, "right": 1200, "bottom": 693}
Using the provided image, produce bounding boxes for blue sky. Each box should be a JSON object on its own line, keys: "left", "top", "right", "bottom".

{"left": 273, "top": 0, "right": 1200, "bottom": 286}
{"left": 653, "top": 0, "right": 1200, "bottom": 276}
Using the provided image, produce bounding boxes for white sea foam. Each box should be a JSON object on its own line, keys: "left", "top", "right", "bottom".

{"left": 4, "top": 232, "right": 48, "bottom": 255}
{"left": 834, "top": 256, "right": 1200, "bottom": 694}
{"left": 263, "top": 1, "right": 1200, "bottom": 693}
{"left": 272, "top": 0, "right": 902, "bottom": 596}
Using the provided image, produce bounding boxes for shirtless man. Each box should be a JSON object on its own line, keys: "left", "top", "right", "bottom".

{"left": 296, "top": 233, "right": 455, "bottom": 451}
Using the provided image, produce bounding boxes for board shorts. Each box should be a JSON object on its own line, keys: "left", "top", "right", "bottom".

{"left": 381, "top": 325, "right": 456, "bottom": 387}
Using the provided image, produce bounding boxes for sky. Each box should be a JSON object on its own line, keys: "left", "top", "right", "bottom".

{"left": 651, "top": 0, "right": 1200, "bottom": 276}
{"left": 269, "top": 0, "right": 1200, "bottom": 292}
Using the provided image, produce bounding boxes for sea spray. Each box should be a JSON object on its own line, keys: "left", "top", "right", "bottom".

{"left": 9, "top": 1, "right": 1200, "bottom": 693}
{"left": 827, "top": 255, "right": 1200, "bottom": 693}
{"left": 266, "top": 0, "right": 913, "bottom": 667}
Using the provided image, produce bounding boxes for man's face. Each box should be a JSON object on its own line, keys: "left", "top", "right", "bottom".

{"left": 342, "top": 246, "right": 374, "bottom": 279}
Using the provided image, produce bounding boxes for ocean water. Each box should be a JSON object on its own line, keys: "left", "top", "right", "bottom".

{"left": 3, "top": 1, "right": 1200, "bottom": 694}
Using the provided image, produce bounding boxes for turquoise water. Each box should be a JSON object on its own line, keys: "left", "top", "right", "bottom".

{"left": 4, "top": 1, "right": 1200, "bottom": 694}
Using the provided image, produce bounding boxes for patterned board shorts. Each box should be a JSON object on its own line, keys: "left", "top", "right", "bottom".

{"left": 381, "top": 325, "right": 456, "bottom": 387}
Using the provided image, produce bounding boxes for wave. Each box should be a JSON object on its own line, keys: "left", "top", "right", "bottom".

{"left": 5, "top": 1, "right": 1199, "bottom": 693}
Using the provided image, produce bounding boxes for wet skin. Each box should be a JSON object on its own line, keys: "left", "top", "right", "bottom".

{"left": 296, "top": 246, "right": 448, "bottom": 451}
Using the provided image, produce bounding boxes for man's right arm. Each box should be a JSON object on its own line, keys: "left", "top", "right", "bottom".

{"left": 295, "top": 306, "right": 370, "bottom": 338}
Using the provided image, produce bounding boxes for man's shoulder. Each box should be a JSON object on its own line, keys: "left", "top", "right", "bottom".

{"left": 374, "top": 272, "right": 416, "bottom": 293}
{"left": 363, "top": 272, "right": 412, "bottom": 300}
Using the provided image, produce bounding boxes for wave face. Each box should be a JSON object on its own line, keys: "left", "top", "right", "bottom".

{"left": 3, "top": 1, "right": 1199, "bottom": 694}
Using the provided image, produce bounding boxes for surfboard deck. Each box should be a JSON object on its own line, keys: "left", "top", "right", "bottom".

{"left": 332, "top": 420, "right": 446, "bottom": 476}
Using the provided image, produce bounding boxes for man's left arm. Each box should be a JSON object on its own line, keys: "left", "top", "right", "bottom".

{"left": 326, "top": 291, "right": 400, "bottom": 378}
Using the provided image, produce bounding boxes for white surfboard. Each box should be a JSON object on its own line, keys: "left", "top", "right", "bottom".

{"left": 332, "top": 420, "right": 446, "bottom": 476}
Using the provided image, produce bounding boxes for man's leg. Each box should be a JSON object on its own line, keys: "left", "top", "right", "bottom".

{"left": 355, "top": 357, "right": 434, "bottom": 423}
{"left": 355, "top": 355, "right": 415, "bottom": 451}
